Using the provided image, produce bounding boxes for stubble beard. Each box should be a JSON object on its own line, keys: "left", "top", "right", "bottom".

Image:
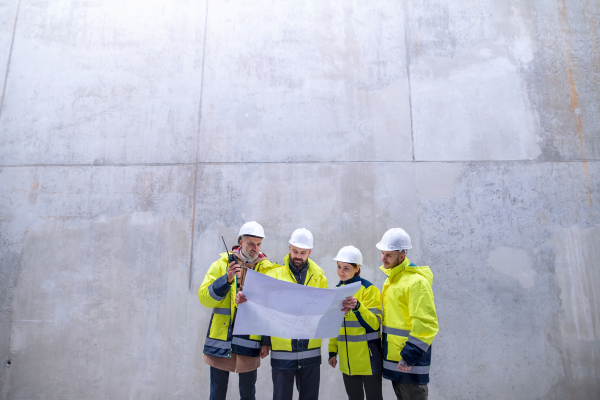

{"left": 292, "top": 258, "right": 304, "bottom": 268}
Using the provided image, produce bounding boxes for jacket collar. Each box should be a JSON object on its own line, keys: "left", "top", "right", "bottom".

{"left": 336, "top": 274, "right": 360, "bottom": 287}
{"left": 379, "top": 256, "right": 411, "bottom": 280}
{"left": 283, "top": 254, "right": 323, "bottom": 282}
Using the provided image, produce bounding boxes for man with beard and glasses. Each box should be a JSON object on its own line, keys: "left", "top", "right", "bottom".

{"left": 198, "top": 221, "right": 274, "bottom": 400}
{"left": 238, "top": 228, "right": 328, "bottom": 400}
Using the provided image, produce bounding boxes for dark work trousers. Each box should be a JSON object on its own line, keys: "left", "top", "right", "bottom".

{"left": 272, "top": 365, "right": 320, "bottom": 400}
{"left": 391, "top": 382, "right": 428, "bottom": 400}
{"left": 342, "top": 373, "right": 383, "bottom": 400}
{"left": 209, "top": 366, "right": 257, "bottom": 400}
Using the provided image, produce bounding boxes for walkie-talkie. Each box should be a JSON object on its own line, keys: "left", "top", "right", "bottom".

{"left": 222, "top": 236, "right": 236, "bottom": 266}
{"left": 222, "top": 236, "right": 242, "bottom": 331}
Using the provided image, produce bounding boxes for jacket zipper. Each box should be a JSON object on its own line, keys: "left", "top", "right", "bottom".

{"left": 305, "top": 274, "right": 312, "bottom": 286}
{"left": 343, "top": 312, "right": 351, "bottom": 375}
{"left": 301, "top": 272, "right": 312, "bottom": 368}
{"left": 288, "top": 264, "right": 311, "bottom": 286}
{"left": 289, "top": 263, "right": 311, "bottom": 368}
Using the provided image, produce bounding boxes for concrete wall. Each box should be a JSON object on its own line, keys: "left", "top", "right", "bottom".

{"left": 0, "top": 0, "right": 598, "bottom": 399}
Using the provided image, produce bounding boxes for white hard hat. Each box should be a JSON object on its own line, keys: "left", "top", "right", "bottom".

{"left": 238, "top": 221, "right": 266, "bottom": 239}
{"left": 289, "top": 228, "right": 314, "bottom": 249}
{"left": 333, "top": 245, "right": 363, "bottom": 266}
{"left": 376, "top": 228, "right": 412, "bottom": 251}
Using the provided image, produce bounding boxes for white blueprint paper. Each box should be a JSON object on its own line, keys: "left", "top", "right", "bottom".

{"left": 232, "top": 269, "right": 361, "bottom": 339}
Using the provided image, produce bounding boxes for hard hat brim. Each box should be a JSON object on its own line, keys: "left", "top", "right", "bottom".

{"left": 333, "top": 256, "right": 362, "bottom": 266}
{"left": 376, "top": 242, "right": 394, "bottom": 251}
{"left": 376, "top": 243, "right": 412, "bottom": 251}
{"left": 289, "top": 241, "right": 312, "bottom": 250}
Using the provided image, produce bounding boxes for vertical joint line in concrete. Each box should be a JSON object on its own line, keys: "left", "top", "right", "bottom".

{"left": 402, "top": 0, "right": 421, "bottom": 258}
{"left": 402, "top": 0, "right": 416, "bottom": 162}
{"left": 2, "top": 16, "right": 21, "bottom": 383}
{"left": 195, "top": 0, "right": 210, "bottom": 164}
{"left": 188, "top": 167, "right": 198, "bottom": 291}
{"left": 0, "top": 0, "right": 21, "bottom": 123}
{"left": 189, "top": 0, "right": 209, "bottom": 291}
{"left": 1, "top": 354, "right": 12, "bottom": 400}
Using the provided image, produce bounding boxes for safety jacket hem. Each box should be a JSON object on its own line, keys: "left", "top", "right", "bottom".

{"left": 203, "top": 346, "right": 231, "bottom": 358}
{"left": 231, "top": 336, "right": 261, "bottom": 357}
{"left": 270, "top": 357, "right": 322, "bottom": 370}
{"left": 230, "top": 347, "right": 260, "bottom": 357}
{"left": 382, "top": 369, "right": 430, "bottom": 385}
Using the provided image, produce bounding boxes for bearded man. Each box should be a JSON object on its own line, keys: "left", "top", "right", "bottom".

{"left": 198, "top": 221, "right": 273, "bottom": 400}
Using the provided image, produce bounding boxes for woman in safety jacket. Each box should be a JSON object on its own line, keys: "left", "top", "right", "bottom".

{"left": 328, "top": 246, "right": 383, "bottom": 400}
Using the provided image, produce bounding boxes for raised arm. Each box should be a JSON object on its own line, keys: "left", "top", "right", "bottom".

{"left": 198, "top": 259, "right": 233, "bottom": 308}
{"left": 352, "top": 285, "right": 382, "bottom": 332}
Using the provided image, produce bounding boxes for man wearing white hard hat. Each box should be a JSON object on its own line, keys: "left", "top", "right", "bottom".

{"left": 262, "top": 228, "right": 328, "bottom": 400}
{"left": 377, "top": 228, "right": 438, "bottom": 400}
{"left": 198, "top": 221, "right": 274, "bottom": 400}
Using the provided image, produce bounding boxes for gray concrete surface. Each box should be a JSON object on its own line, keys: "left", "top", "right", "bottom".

{"left": 0, "top": 0, "right": 599, "bottom": 399}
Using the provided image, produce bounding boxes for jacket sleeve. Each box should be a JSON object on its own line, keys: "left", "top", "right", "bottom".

{"left": 321, "top": 274, "right": 334, "bottom": 355}
{"left": 328, "top": 336, "right": 338, "bottom": 355}
{"left": 352, "top": 285, "right": 382, "bottom": 332}
{"left": 198, "top": 259, "right": 232, "bottom": 308}
{"left": 400, "top": 278, "right": 438, "bottom": 366}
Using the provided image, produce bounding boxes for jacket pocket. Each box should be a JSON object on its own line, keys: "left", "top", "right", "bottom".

{"left": 209, "top": 314, "right": 230, "bottom": 340}
{"left": 386, "top": 334, "right": 407, "bottom": 362}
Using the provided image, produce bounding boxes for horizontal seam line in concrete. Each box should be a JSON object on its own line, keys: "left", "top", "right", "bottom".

{"left": 1, "top": 159, "right": 600, "bottom": 167}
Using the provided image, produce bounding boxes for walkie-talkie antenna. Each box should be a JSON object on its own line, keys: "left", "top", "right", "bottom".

{"left": 221, "top": 236, "right": 230, "bottom": 256}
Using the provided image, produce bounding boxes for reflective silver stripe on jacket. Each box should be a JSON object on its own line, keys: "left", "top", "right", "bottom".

{"left": 341, "top": 321, "right": 363, "bottom": 328}
{"left": 370, "top": 308, "right": 382, "bottom": 323}
{"left": 212, "top": 308, "right": 230, "bottom": 315}
{"left": 383, "top": 361, "right": 430, "bottom": 375}
{"left": 382, "top": 326, "right": 410, "bottom": 337}
{"left": 336, "top": 332, "right": 380, "bottom": 342}
{"left": 209, "top": 283, "right": 227, "bottom": 301}
{"left": 205, "top": 338, "right": 231, "bottom": 349}
{"left": 407, "top": 335, "right": 430, "bottom": 352}
{"left": 232, "top": 337, "right": 261, "bottom": 349}
{"left": 270, "top": 348, "right": 321, "bottom": 360}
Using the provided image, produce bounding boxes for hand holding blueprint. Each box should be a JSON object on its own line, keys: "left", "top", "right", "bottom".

{"left": 232, "top": 269, "right": 361, "bottom": 339}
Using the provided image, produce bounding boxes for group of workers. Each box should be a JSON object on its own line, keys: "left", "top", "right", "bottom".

{"left": 198, "top": 221, "right": 439, "bottom": 400}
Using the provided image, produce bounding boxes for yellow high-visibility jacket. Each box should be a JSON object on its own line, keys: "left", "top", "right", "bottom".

{"left": 328, "top": 275, "right": 382, "bottom": 376}
{"left": 198, "top": 251, "right": 273, "bottom": 358}
{"left": 266, "top": 255, "right": 328, "bottom": 369}
{"left": 381, "top": 257, "right": 438, "bottom": 385}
